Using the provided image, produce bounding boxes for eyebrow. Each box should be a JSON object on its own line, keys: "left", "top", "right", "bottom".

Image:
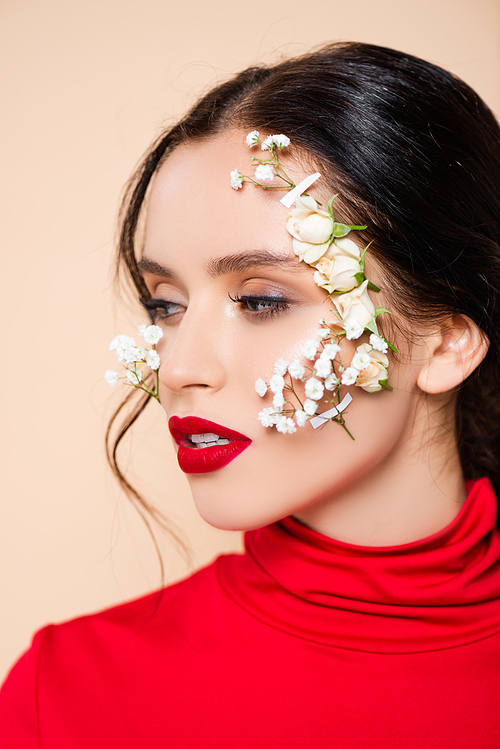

{"left": 138, "top": 250, "right": 306, "bottom": 279}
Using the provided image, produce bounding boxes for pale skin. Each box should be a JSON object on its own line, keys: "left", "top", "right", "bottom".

{"left": 140, "top": 131, "right": 488, "bottom": 546}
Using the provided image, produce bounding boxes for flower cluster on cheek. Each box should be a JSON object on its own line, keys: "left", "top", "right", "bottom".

{"left": 104, "top": 324, "right": 163, "bottom": 401}
{"left": 232, "top": 131, "right": 396, "bottom": 439}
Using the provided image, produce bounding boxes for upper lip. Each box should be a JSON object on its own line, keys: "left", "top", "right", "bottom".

{"left": 168, "top": 416, "right": 251, "bottom": 445}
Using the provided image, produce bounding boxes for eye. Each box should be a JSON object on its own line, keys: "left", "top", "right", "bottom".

{"left": 140, "top": 298, "right": 185, "bottom": 324}
{"left": 228, "top": 293, "right": 291, "bottom": 319}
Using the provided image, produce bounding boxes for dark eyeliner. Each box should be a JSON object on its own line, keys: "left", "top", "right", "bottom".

{"left": 140, "top": 297, "right": 183, "bottom": 324}
{"left": 228, "top": 293, "right": 292, "bottom": 318}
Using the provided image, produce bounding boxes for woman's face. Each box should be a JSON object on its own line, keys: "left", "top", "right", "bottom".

{"left": 140, "top": 132, "right": 424, "bottom": 532}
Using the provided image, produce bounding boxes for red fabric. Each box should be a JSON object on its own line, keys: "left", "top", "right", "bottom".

{"left": 2, "top": 477, "right": 500, "bottom": 747}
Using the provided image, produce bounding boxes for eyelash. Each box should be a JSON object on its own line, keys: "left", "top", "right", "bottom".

{"left": 228, "top": 294, "right": 291, "bottom": 319}
{"left": 140, "top": 298, "right": 184, "bottom": 324}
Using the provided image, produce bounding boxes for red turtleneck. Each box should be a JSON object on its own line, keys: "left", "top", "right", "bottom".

{"left": 2, "top": 478, "right": 500, "bottom": 747}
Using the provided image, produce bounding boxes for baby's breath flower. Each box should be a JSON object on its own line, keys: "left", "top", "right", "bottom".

{"left": 126, "top": 369, "right": 143, "bottom": 385}
{"left": 302, "top": 339, "right": 319, "bottom": 360}
{"left": 274, "top": 358, "right": 289, "bottom": 376}
{"left": 146, "top": 350, "right": 161, "bottom": 370}
{"left": 104, "top": 370, "right": 119, "bottom": 386}
{"left": 319, "top": 328, "right": 330, "bottom": 339}
{"left": 255, "top": 378, "right": 268, "bottom": 397}
{"left": 370, "top": 333, "right": 389, "bottom": 353}
{"left": 273, "top": 393, "right": 286, "bottom": 411}
{"left": 305, "top": 377, "right": 324, "bottom": 401}
{"left": 254, "top": 164, "right": 274, "bottom": 182}
{"left": 295, "top": 409, "right": 309, "bottom": 427}
{"left": 138, "top": 324, "right": 164, "bottom": 345}
{"left": 275, "top": 416, "right": 296, "bottom": 434}
{"left": 351, "top": 350, "right": 371, "bottom": 370}
{"left": 123, "top": 347, "right": 141, "bottom": 364}
{"left": 288, "top": 359, "right": 305, "bottom": 380}
{"left": 344, "top": 320, "right": 364, "bottom": 340}
{"left": 246, "top": 130, "right": 260, "bottom": 146}
{"left": 303, "top": 399, "right": 317, "bottom": 416}
{"left": 258, "top": 407, "right": 276, "bottom": 427}
{"left": 321, "top": 343, "right": 341, "bottom": 360}
{"left": 261, "top": 134, "right": 290, "bottom": 150}
{"left": 109, "top": 335, "right": 136, "bottom": 363}
{"left": 135, "top": 347, "right": 147, "bottom": 361}
{"left": 314, "top": 358, "right": 332, "bottom": 379}
{"left": 341, "top": 367, "right": 359, "bottom": 386}
{"left": 269, "top": 374, "right": 285, "bottom": 394}
{"left": 324, "top": 373, "right": 340, "bottom": 391}
{"left": 230, "top": 169, "right": 244, "bottom": 190}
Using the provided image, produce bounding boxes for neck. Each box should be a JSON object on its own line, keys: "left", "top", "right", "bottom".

{"left": 294, "top": 395, "right": 466, "bottom": 546}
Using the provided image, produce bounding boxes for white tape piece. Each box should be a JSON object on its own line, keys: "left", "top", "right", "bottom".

{"left": 279, "top": 172, "right": 321, "bottom": 208}
{"left": 309, "top": 392, "right": 353, "bottom": 430}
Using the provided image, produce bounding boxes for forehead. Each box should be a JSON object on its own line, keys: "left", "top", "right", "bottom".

{"left": 143, "top": 132, "right": 309, "bottom": 262}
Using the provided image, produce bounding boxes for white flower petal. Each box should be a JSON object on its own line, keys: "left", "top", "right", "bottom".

{"left": 104, "top": 370, "right": 119, "bottom": 386}
{"left": 255, "top": 378, "right": 268, "bottom": 397}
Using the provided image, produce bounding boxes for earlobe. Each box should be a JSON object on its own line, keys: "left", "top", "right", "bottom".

{"left": 417, "top": 316, "right": 489, "bottom": 394}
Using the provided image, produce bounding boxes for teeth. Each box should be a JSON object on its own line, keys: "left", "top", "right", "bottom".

{"left": 189, "top": 432, "right": 232, "bottom": 448}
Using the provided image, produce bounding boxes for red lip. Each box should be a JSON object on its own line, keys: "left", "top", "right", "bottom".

{"left": 168, "top": 416, "right": 251, "bottom": 474}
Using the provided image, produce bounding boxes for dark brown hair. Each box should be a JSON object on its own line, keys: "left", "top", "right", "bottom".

{"left": 107, "top": 41, "right": 500, "bottom": 532}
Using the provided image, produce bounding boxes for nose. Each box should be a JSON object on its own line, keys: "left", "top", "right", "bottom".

{"left": 157, "top": 302, "right": 228, "bottom": 395}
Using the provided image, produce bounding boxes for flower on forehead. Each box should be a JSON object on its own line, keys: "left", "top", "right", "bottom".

{"left": 313, "top": 237, "right": 362, "bottom": 294}
{"left": 332, "top": 280, "right": 377, "bottom": 339}
{"left": 246, "top": 130, "right": 260, "bottom": 146}
{"left": 254, "top": 164, "right": 274, "bottom": 182}
{"left": 286, "top": 196, "right": 334, "bottom": 264}
{"left": 261, "top": 134, "right": 290, "bottom": 150}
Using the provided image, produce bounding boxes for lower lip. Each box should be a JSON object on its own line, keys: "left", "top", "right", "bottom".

{"left": 177, "top": 440, "right": 251, "bottom": 474}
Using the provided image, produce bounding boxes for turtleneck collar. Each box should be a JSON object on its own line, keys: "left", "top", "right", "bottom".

{"left": 217, "top": 478, "right": 500, "bottom": 653}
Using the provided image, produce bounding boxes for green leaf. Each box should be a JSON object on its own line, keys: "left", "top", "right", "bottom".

{"left": 378, "top": 380, "right": 393, "bottom": 391}
{"left": 354, "top": 271, "right": 366, "bottom": 286}
{"left": 346, "top": 224, "right": 367, "bottom": 231}
{"left": 374, "top": 306, "right": 393, "bottom": 317}
{"left": 367, "top": 281, "right": 380, "bottom": 292}
{"left": 386, "top": 340, "right": 398, "bottom": 353}
{"left": 332, "top": 222, "right": 351, "bottom": 237}
{"left": 365, "top": 319, "right": 379, "bottom": 335}
{"left": 327, "top": 194, "right": 339, "bottom": 219}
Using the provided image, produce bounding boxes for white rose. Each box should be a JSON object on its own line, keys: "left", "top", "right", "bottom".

{"left": 285, "top": 196, "right": 334, "bottom": 264}
{"left": 354, "top": 343, "right": 389, "bottom": 393}
{"left": 313, "top": 240, "right": 362, "bottom": 293}
{"left": 332, "top": 280, "right": 376, "bottom": 337}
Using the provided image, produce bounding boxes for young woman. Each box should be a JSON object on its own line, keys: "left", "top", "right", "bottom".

{"left": 1, "top": 41, "right": 500, "bottom": 747}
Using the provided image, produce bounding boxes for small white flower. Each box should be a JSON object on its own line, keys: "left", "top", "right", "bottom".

{"left": 255, "top": 378, "right": 268, "bottom": 397}
{"left": 261, "top": 134, "right": 290, "bottom": 150}
{"left": 343, "top": 319, "right": 364, "bottom": 340}
{"left": 246, "top": 130, "right": 260, "bottom": 146}
{"left": 273, "top": 358, "right": 289, "bottom": 376}
{"left": 305, "top": 377, "right": 324, "bottom": 401}
{"left": 351, "top": 351, "right": 371, "bottom": 371}
{"left": 324, "top": 373, "right": 340, "bottom": 391}
{"left": 258, "top": 407, "right": 276, "bottom": 427}
{"left": 135, "top": 347, "right": 148, "bottom": 361}
{"left": 341, "top": 367, "right": 359, "bottom": 386}
{"left": 314, "top": 358, "right": 332, "bottom": 379}
{"left": 369, "top": 333, "right": 389, "bottom": 353}
{"left": 254, "top": 164, "right": 274, "bottom": 182}
{"left": 318, "top": 328, "right": 330, "bottom": 339}
{"left": 109, "top": 335, "right": 136, "bottom": 363}
{"left": 320, "top": 343, "right": 341, "bottom": 360}
{"left": 230, "top": 169, "right": 244, "bottom": 190}
{"left": 303, "top": 399, "right": 317, "bottom": 416}
{"left": 123, "top": 346, "right": 141, "bottom": 364}
{"left": 146, "top": 350, "right": 161, "bottom": 370}
{"left": 138, "top": 324, "right": 163, "bottom": 345}
{"left": 104, "top": 370, "right": 119, "bottom": 386}
{"left": 295, "top": 409, "right": 309, "bottom": 427}
{"left": 273, "top": 392, "right": 286, "bottom": 411}
{"left": 275, "top": 416, "right": 296, "bottom": 434}
{"left": 269, "top": 374, "right": 285, "bottom": 394}
{"left": 288, "top": 359, "right": 305, "bottom": 380}
{"left": 126, "top": 369, "right": 143, "bottom": 385}
{"left": 302, "top": 339, "right": 319, "bottom": 360}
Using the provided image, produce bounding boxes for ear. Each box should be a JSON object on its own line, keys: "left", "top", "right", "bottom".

{"left": 417, "top": 316, "right": 489, "bottom": 394}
